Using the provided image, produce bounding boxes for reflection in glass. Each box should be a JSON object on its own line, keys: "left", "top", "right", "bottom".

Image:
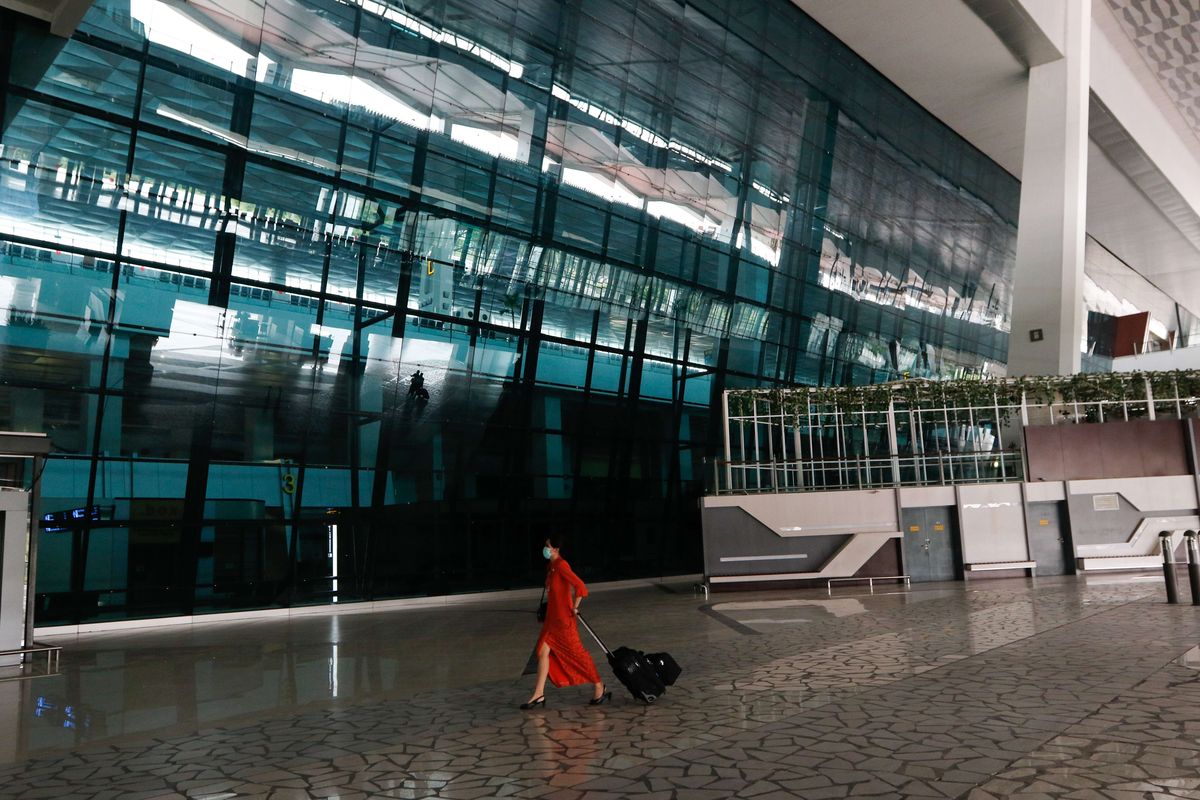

{"left": 3, "top": 0, "right": 1020, "bottom": 624}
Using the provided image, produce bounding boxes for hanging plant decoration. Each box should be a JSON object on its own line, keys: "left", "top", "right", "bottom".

{"left": 724, "top": 368, "right": 1200, "bottom": 423}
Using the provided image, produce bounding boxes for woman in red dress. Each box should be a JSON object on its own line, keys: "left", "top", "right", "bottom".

{"left": 521, "top": 537, "right": 611, "bottom": 709}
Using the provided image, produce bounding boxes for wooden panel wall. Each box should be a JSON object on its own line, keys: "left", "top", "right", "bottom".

{"left": 1112, "top": 312, "right": 1150, "bottom": 357}
{"left": 1025, "top": 419, "right": 1189, "bottom": 481}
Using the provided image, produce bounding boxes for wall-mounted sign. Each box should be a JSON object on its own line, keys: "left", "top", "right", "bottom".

{"left": 1092, "top": 494, "right": 1120, "bottom": 512}
{"left": 41, "top": 506, "right": 103, "bottom": 532}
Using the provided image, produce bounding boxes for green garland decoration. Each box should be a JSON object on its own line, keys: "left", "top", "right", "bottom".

{"left": 726, "top": 368, "right": 1200, "bottom": 422}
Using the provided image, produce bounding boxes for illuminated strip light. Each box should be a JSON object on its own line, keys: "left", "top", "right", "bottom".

{"left": 719, "top": 554, "right": 807, "bottom": 562}
{"left": 351, "top": 0, "right": 524, "bottom": 79}
{"left": 330, "top": 523, "right": 339, "bottom": 605}
{"left": 551, "top": 84, "right": 733, "bottom": 173}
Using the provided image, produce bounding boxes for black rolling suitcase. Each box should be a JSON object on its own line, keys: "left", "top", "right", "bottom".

{"left": 577, "top": 614, "right": 677, "bottom": 703}
{"left": 646, "top": 652, "right": 681, "bottom": 686}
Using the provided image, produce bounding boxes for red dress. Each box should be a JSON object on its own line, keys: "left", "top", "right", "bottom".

{"left": 536, "top": 557, "right": 602, "bottom": 688}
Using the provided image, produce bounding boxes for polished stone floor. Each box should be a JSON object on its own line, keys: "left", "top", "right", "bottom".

{"left": 2, "top": 573, "right": 1199, "bottom": 799}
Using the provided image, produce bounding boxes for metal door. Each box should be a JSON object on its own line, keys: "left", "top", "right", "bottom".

{"left": 902, "top": 507, "right": 960, "bottom": 583}
{"left": 1026, "top": 501, "right": 1071, "bottom": 576}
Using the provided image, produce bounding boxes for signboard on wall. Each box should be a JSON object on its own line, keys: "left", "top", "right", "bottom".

{"left": 130, "top": 499, "right": 185, "bottom": 545}
{"left": 41, "top": 506, "right": 103, "bottom": 533}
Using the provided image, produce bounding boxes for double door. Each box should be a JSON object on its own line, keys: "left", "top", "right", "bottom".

{"left": 901, "top": 506, "right": 961, "bottom": 583}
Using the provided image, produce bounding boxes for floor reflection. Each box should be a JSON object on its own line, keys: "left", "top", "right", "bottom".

{"left": 2, "top": 573, "right": 1195, "bottom": 800}
{"left": 4, "top": 581, "right": 733, "bottom": 762}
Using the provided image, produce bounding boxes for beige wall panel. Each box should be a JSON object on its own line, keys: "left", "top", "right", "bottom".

{"left": 958, "top": 483, "right": 1030, "bottom": 563}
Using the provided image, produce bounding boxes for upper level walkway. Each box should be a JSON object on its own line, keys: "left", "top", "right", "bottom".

{"left": 711, "top": 371, "right": 1200, "bottom": 495}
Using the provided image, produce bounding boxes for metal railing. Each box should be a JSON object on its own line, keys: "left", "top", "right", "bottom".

{"left": 827, "top": 575, "right": 910, "bottom": 594}
{"left": 0, "top": 643, "right": 62, "bottom": 682}
{"left": 710, "top": 451, "right": 1024, "bottom": 495}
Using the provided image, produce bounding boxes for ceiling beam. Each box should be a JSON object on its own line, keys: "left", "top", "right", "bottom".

{"left": 961, "top": 0, "right": 1063, "bottom": 67}
{"left": 0, "top": 0, "right": 93, "bottom": 37}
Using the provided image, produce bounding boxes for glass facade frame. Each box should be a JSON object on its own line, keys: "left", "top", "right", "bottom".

{"left": 0, "top": 0, "right": 1017, "bottom": 624}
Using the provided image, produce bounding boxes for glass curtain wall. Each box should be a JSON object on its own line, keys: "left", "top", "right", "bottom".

{"left": 0, "top": 0, "right": 1018, "bottom": 624}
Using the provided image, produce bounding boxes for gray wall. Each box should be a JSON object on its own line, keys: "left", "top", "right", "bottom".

{"left": 1063, "top": 492, "right": 1188, "bottom": 546}
{"left": 702, "top": 507, "right": 848, "bottom": 578}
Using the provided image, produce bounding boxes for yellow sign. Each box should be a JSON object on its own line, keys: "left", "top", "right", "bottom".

{"left": 1039, "top": 519, "right": 1050, "bottom": 526}
{"left": 933, "top": 523, "right": 945, "bottom": 531}
{"left": 909, "top": 525, "right": 920, "bottom": 532}
{"left": 129, "top": 499, "right": 184, "bottom": 545}
{"left": 131, "top": 499, "right": 184, "bottom": 520}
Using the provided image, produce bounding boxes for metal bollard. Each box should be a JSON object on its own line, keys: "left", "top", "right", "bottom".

{"left": 1185, "top": 530, "right": 1200, "bottom": 606}
{"left": 1161, "top": 531, "right": 1180, "bottom": 605}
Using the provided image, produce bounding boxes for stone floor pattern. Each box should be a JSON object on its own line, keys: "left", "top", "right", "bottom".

{"left": 4, "top": 577, "right": 1200, "bottom": 799}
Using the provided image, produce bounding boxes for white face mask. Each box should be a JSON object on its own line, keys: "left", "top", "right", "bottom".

{"left": 542, "top": 546, "right": 554, "bottom": 560}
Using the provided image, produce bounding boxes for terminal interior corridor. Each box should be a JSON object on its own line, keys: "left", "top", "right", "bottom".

{"left": 3, "top": 574, "right": 1200, "bottom": 799}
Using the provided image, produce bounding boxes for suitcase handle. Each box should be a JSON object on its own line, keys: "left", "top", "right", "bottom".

{"left": 575, "top": 613, "right": 611, "bottom": 656}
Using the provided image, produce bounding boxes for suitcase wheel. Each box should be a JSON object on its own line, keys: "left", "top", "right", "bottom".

{"left": 642, "top": 694, "right": 657, "bottom": 704}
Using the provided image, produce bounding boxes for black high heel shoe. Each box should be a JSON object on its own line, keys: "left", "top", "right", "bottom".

{"left": 520, "top": 696, "right": 546, "bottom": 710}
{"left": 588, "top": 690, "right": 612, "bottom": 706}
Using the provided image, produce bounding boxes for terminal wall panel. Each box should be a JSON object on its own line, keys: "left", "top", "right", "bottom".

{"left": 1025, "top": 420, "right": 1188, "bottom": 481}
{"left": 957, "top": 483, "right": 1029, "bottom": 564}
{"left": 1025, "top": 481, "right": 1067, "bottom": 502}
{"left": 899, "top": 486, "right": 957, "bottom": 508}
{"left": 701, "top": 508, "right": 847, "bottom": 578}
{"left": 701, "top": 489, "right": 898, "bottom": 537}
{"left": 1067, "top": 475, "right": 1197, "bottom": 512}
{"left": 1065, "top": 476, "right": 1198, "bottom": 559}
{"left": 1, "top": 494, "right": 31, "bottom": 667}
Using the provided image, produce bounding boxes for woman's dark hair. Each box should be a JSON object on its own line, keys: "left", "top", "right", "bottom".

{"left": 546, "top": 533, "right": 567, "bottom": 550}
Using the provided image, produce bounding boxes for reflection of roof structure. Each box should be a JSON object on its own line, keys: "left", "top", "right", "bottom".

{"left": 0, "top": 0, "right": 1022, "bottom": 393}
{"left": 180, "top": 0, "right": 785, "bottom": 257}
{"left": 545, "top": 120, "right": 784, "bottom": 243}
{"left": 184, "top": 0, "right": 532, "bottom": 141}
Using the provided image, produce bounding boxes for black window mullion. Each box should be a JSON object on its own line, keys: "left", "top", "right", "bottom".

{"left": 208, "top": 75, "right": 255, "bottom": 308}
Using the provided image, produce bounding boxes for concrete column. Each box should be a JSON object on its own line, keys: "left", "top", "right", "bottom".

{"left": 1006, "top": 0, "right": 1091, "bottom": 377}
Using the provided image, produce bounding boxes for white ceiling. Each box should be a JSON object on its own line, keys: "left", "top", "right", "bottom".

{"left": 792, "top": 0, "right": 1200, "bottom": 321}
{"left": 791, "top": 0, "right": 1031, "bottom": 177}
{"left": 1087, "top": 140, "right": 1200, "bottom": 289}
{"left": 1105, "top": 0, "right": 1200, "bottom": 143}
